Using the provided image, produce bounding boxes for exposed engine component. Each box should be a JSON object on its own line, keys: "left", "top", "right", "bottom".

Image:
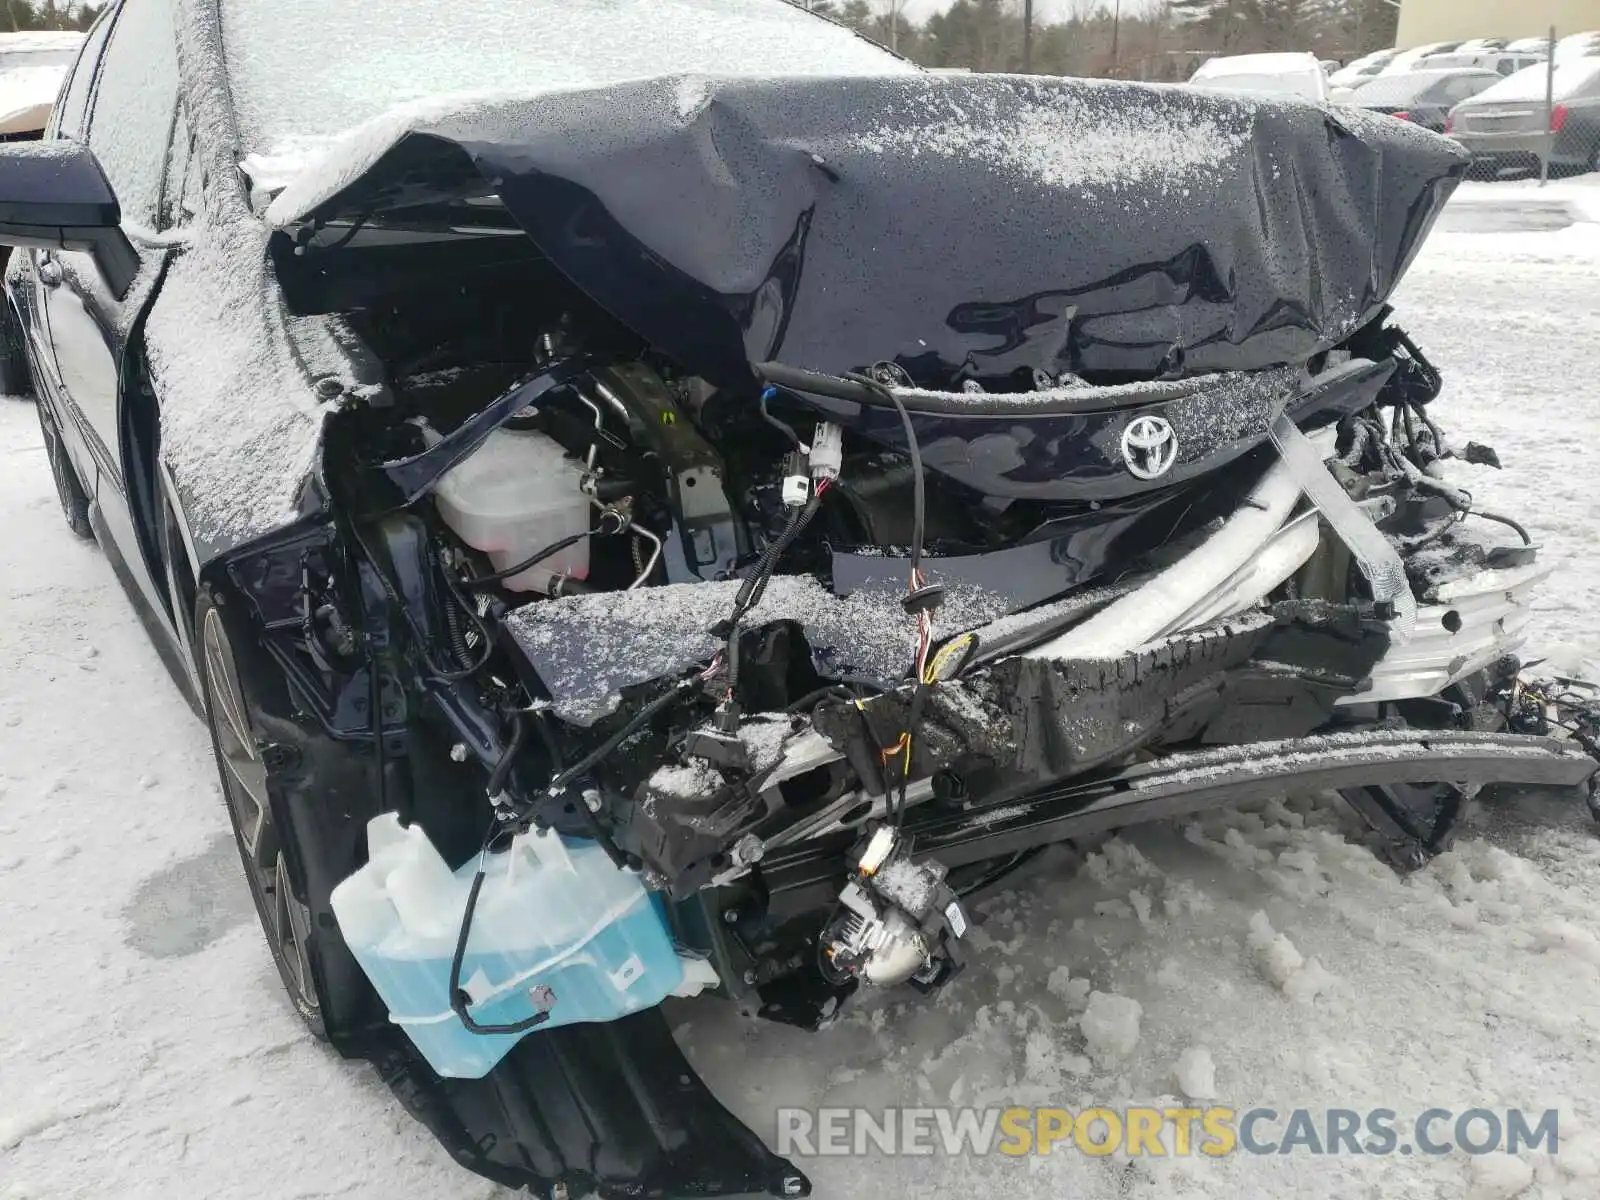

{"left": 432, "top": 426, "right": 591, "bottom": 593}
{"left": 818, "top": 827, "right": 967, "bottom": 990}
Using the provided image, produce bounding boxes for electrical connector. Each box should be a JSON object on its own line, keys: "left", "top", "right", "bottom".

{"left": 809, "top": 422, "right": 843, "bottom": 480}
{"left": 781, "top": 450, "right": 811, "bottom": 507}
{"left": 781, "top": 475, "right": 810, "bottom": 507}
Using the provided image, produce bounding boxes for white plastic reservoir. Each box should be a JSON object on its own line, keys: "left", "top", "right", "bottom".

{"left": 432, "top": 427, "right": 590, "bottom": 593}
{"left": 330, "top": 814, "right": 687, "bottom": 1079}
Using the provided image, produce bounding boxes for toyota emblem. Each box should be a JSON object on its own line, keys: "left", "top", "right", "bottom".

{"left": 1120, "top": 415, "right": 1178, "bottom": 480}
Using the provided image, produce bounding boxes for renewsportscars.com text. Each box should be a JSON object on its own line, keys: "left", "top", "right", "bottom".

{"left": 775, "top": 1106, "right": 1560, "bottom": 1159}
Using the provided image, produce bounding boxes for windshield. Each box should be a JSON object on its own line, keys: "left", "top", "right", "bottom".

{"left": 1353, "top": 74, "right": 1446, "bottom": 104}
{"left": 0, "top": 47, "right": 76, "bottom": 72}
{"left": 1355, "top": 72, "right": 1489, "bottom": 105}
{"left": 222, "top": 0, "right": 910, "bottom": 157}
{"left": 1191, "top": 72, "right": 1321, "bottom": 99}
{"left": 1474, "top": 59, "right": 1600, "bottom": 102}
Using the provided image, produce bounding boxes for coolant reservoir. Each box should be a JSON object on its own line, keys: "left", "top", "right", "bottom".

{"left": 331, "top": 813, "right": 687, "bottom": 1079}
{"left": 432, "top": 427, "right": 590, "bottom": 593}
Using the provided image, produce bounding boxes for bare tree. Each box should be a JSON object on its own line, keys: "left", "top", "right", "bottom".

{"left": 873, "top": 0, "right": 907, "bottom": 52}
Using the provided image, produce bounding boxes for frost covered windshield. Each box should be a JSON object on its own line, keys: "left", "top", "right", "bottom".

{"left": 221, "top": 0, "right": 911, "bottom": 156}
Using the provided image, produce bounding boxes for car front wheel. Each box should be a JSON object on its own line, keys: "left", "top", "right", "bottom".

{"left": 197, "top": 586, "right": 328, "bottom": 1039}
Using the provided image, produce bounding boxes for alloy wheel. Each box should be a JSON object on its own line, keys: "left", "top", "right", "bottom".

{"left": 201, "top": 603, "right": 321, "bottom": 1023}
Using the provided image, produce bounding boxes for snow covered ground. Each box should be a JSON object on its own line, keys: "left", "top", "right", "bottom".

{"left": 3, "top": 187, "right": 1600, "bottom": 1200}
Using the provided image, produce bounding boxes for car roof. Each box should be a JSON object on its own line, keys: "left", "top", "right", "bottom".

{"left": 1193, "top": 51, "right": 1322, "bottom": 76}
{"left": 1460, "top": 57, "right": 1600, "bottom": 103}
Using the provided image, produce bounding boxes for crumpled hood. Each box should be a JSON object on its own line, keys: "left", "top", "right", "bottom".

{"left": 267, "top": 73, "right": 1467, "bottom": 386}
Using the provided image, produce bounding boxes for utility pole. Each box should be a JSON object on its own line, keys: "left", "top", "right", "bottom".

{"left": 1023, "top": 0, "right": 1033, "bottom": 72}
{"left": 1541, "top": 25, "right": 1556, "bottom": 187}
{"left": 1111, "top": 0, "right": 1122, "bottom": 76}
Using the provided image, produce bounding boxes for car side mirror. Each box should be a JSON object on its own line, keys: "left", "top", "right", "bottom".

{"left": 0, "top": 140, "right": 137, "bottom": 297}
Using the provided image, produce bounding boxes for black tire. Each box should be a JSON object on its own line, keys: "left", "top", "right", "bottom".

{"left": 0, "top": 299, "right": 34, "bottom": 399}
{"left": 36, "top": 399, "right": 93, "bottom": 539}
{"left": 196, "top": 585, "right": 330, "bottom": 1040}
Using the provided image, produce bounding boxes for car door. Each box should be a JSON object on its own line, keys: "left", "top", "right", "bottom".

{"left": 38, "top": 0, "right": 184, "bottom": 635}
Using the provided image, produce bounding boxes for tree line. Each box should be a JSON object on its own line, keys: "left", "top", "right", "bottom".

{"left": 810, "top": 0, "right": 1400, "bottom": 80}
{"left": 0, "top": 1, "right": 1404, "bottom": 77}
{"left": 1, "top": 0, "right": 102, "bottom": 32}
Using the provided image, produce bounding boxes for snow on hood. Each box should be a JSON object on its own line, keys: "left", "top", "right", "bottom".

{"left": 261, "top": 73, "right": 1466, "bottom": 390}
{"left": 0, "top": 64, "right": 65, "bottom": 135}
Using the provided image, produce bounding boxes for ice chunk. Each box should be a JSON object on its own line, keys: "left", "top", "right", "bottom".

{"left": 1248, "top": 911, "right": 1335, "bottom": 1001}
{"left": 1466, "top": 1154, "right": 1534, "bottom": 1200}
{"left": 1283, "top": 957, "right": 1336, "bottom": 1003}
{"left": 1247, "top": 910, "right": 1305, "bottom": 987}
{"left": 1080, "top": 991, "right": 1142, "bottom": 1062}
{"left": 1534, "top": 920, "right": 1600, "bottom": 968}
{"left": 1174, "top": 1046, "right": 1217, "bottom": 1100}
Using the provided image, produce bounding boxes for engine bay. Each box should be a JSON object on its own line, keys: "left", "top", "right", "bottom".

{"left": 194, "top": 222, "right": 1560, "bottom": 1057}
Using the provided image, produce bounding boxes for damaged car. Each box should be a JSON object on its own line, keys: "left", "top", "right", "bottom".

{"left": 7, "top": 0, "right": 1600, "bottom": 1196}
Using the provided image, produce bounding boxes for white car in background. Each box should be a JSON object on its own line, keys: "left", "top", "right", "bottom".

{"left": 1556, "top": 31, "right": 1600, "bottom": 62}
{"left": 1379, "top": 41, "right": 1465, "bottom": 75}
{"left": 1329, "top": 48, "right": 1398, "bottom": 89}
{"left": 0, "top": 30, "right": 83, "bottom": 137}
{"left": 1423, "top": 50, "right": 1548, "bottom": 77}
{"left": 1189, "top": 51, "right": 1330, "bottom": 102}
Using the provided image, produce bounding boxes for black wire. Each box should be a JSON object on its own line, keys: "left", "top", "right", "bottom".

{"left": 547, "top": 678, "right": 696, "bottom": 794}
{"left": 894, "top": 678, "right": 930, "bottom": 830}
{"left": 1470, "top": 508, "right": 1533, "bottom": 545}
{"left": 528, "top": 708, "right": 632, "bottom": 870}
{"left": 784, "top": 676, "right": 895, "bottom": 713}
{"left": 844, "top": 372, "right": 925, "bottom": 575}
{"left": 725, "top": 494, "right": 823, "bottom": 693}
{"left": 759, "top": 386, "right": 804, "bottom": 448}
{"left": 348, "top": 519, "right": 492, "bottom": 684}
{"left": 460, "top": 532, "right": 591, "bottom": 591}
{"left": 438, "top": 548, "right": 493, "bottom": 671}
{"left": 486, "top": 711, "right": 531, "bottom": 798}
{"left": 448, "top": 824, "right": 553, "bottom": 1036}
{"left": 842, "top": 371, "right": 930, "bottom": 828}
{"left": 369, "top": 642, "right": 400, "bottom": 822}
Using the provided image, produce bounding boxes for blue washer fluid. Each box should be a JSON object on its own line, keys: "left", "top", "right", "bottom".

{"left": 330, "top": 813, "right": 685, "bottom": 1079}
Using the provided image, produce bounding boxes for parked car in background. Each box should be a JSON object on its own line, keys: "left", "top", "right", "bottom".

{"left": 1556, "top": 33, "right": 1600, "bottom": 62}
{"left": 0, "top": 30, "right": 83, "bottom": 395}
{"left": 1380, "top": 41, "right": 1464, "bottom": 75}
{"left": 1189, "top": 51, "right": 1329, "bottom": 102}
{"left": 1329, "top": 48, "right": 1398, "bottom": 89}
{"left": 1329, "top": 60, "right": 1386, "bottom": 89}
{"left": 1353, "top": 68, "right": 1504, "bottom": 131}
{"left": 1423, "top": 50, "right": 1547, "bottom": 76}
{"left": 1448, "top": 58, "right": 1600, "bottom": 177}
{"left": 0, "top": 30, "right": 82, "bottom": 137}
{"left": 1507, "top": 36, "right": 1555, "bottom": 53}
{"left": 1456, "top": 37, "right": 1510, "bottom": 53}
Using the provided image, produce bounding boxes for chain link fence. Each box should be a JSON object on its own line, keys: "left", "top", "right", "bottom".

{"left": 1444, "top": 30, "right": 1600, "bottom": 185}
